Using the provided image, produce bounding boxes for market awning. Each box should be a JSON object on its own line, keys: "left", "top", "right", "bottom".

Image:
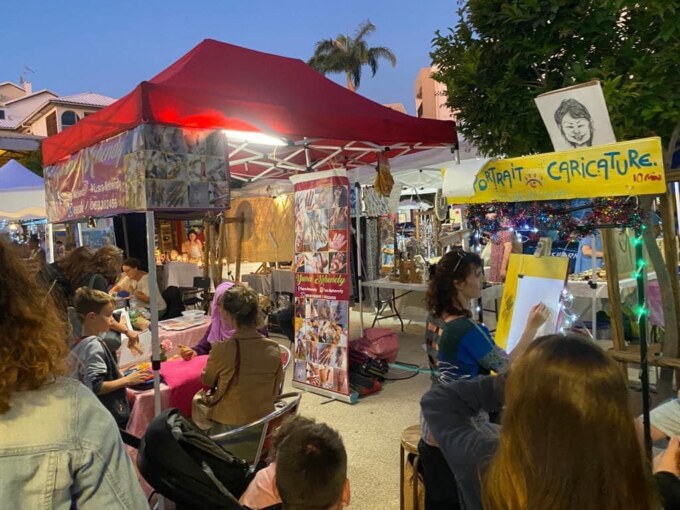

{"left": 42, "top": 39, "right": 457, "bottom": 180}
{"left": 0, "top": 159, "right": 46, "bottom": 221}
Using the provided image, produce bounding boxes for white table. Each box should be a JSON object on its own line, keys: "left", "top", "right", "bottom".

{"left": 163, "top": 261, "right": 203, "bottom": 288}
{"left": 360, "top": 278, "right": 428, "bottom": 332}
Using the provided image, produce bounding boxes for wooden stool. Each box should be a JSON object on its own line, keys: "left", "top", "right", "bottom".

{"left": 400, "top": 424, "right": 422, "bottom": 510}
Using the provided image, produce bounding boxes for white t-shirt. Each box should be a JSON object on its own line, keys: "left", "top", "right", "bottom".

{"left": 119, "top": 273, "right": 166, "bottom": 311}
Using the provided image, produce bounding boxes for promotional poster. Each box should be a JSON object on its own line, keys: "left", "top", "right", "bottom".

{"left": 290, "top": 168, "right": 352, "bottom": 402}
{"left": 44, "top": 124, "right": 230, "bottom": 222}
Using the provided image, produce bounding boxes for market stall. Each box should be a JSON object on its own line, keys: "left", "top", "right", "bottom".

{"left": 42, "top": 38, "right": 456, "bottom": 406}
{"left": 445, "top": 136, "right": 668, "bottom": 456}
{"left": 0, "top": 159, "right": 53, "bottom": 268}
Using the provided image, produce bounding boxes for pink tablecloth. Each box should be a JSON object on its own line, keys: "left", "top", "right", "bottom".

{"left": 159, "top": 318, "right": 210, "bottom": 357}
{"left": 126, "top": 355, "right": 208, "bottom": 437}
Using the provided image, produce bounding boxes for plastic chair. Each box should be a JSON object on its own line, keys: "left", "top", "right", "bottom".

{"left": 209, "top": 392, "right": 302, "bottom": 473}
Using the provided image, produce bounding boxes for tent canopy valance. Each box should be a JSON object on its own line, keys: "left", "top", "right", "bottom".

{"left": 42, "top": 39, "right": 457, "bottom": 181}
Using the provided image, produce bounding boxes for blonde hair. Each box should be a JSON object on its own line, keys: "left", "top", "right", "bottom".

{"left": 74, "top": 287, "right": 115, "bottom": 321}
{"left": 482, "top": 334, "right": 657, "bottom": 510}
{"left": 0, "top": 239, "right": 69, "bottom": 414}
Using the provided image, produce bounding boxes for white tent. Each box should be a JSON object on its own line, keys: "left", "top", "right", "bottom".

{"left": 0, "top": 159, "right": 46, "bottom": 221}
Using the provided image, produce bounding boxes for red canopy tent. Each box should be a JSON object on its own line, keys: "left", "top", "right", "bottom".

{"left": 42, "top": 39, "right": 456, "bottom": 181}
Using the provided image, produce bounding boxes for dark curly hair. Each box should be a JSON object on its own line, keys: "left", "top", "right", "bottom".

{"left": 426, "top": 249, "right": 483, "bottom": 318}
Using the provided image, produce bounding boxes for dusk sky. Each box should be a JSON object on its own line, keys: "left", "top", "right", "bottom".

{"left": 3, "top": 0, "right": 460, "bottom": 115}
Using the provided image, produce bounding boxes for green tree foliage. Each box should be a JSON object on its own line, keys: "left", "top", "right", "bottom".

{"left": 308, "top": 20, "right": 397, "bottom": 92}
{"left": 18, "top": 149, "right": 43, "bottom": 177}
{"left": 432, "top": 1, "right": 680, "bottom": 165}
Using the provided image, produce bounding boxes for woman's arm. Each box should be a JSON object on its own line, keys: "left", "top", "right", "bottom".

{"left": 421, "top": 375, "right": 504, "bottom": 509}
{"left": 509, "top": 303, "right": 550, "bottom": 360}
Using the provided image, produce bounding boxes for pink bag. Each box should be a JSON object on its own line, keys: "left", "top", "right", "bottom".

{"left": 351, "top": 327, "right": 399, "bottom": 363}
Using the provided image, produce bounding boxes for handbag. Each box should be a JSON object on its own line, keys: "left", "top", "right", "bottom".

{"left": 192, "top": 339, "right": 241, "bottom": 431}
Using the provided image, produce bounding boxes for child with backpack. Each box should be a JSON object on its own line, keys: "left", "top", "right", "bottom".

{"left": 70, "top": 287, "right": 148, "bottom": 428}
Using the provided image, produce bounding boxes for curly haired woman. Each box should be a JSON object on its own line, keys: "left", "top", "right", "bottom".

{"left": 0, "top": 239, "right": 146, "bottom": 508}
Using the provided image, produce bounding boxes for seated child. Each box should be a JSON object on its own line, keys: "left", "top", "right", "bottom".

{"left": 240, "top": 415, "right": 316, "bottom": 509}
{"left": 70, "top": 287, "right": 148, "bottom": 428}
{"left": 275, "top": 420, "right": 350, "bottom": 510}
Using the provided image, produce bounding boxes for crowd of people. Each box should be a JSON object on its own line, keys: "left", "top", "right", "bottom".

{"left": 0, "top": 238, "right": 350, "bottom": 510}
{"left": 5, "top": 229, "right": 680, "bottom": 509}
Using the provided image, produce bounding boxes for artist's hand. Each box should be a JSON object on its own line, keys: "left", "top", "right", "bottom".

{"left": 525, "top": 302, "right": 550, "bottom": 332}
{"left": 654, "top": 436, "right": 680, "bottom": 476}
{"left": 329, "top": 232, "right": 347, "bottom": 251}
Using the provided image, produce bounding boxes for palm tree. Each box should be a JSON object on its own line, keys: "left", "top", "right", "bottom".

{"left": 308, "top": 20, "right": 397, "bottom": 92}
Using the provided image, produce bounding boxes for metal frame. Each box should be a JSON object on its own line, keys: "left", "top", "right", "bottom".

{"left": 209, "top": 391, "right": 302, "bottom": 471}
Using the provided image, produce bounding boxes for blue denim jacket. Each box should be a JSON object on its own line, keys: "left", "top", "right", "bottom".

{"left": 0, "top": 377, "right": 148, "bottom": 509}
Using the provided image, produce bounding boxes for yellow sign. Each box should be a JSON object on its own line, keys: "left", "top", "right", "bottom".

{"left": 447, "top": 137, "right": 665, "bottom": 204}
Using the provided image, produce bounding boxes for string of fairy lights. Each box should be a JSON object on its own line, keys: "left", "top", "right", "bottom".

{"left": 465, "top": 197, "right": 649, "bottom": 333}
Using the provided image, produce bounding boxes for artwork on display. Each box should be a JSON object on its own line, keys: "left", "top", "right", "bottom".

{"left": 115, "top": 309, "right": 153, "bottom": 370}
{"left": 495, "top": 255, "right": 569, "bottom": 351}
{"left": 535, "top": 80, "right": 617, "bottom": 152}
{"left": 290, "top": 169, "right": 352, "bottom": 403}
{"left": 363, "top": 184, "right": 402, "bottom": 218}
{"left": 44, "top": 124, "right": 230, "bottom": 223}
{"left": 224, "top": 196, "right": 295, "bottom": 263}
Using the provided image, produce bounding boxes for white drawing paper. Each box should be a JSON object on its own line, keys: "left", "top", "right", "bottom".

{"left": 506, "top": 275, "right": 564, "bottom": 352}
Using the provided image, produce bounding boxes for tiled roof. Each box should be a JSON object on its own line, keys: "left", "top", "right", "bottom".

{"left": 54, "top": 93, "right": 115, "bottom": 107}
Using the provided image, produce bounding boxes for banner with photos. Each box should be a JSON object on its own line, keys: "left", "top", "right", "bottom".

{"left": 44, "top": 124, "right": 230, "bottom": 222}
{"left": 290, "top": 169, "right": 352, "bottom": 403}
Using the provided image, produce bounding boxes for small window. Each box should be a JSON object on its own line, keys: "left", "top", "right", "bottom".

{"left": 0, "top": 110, "right": 5, "bottom": 120}
{"left": 61, "top": 110, "right": 80, "bottom": 129}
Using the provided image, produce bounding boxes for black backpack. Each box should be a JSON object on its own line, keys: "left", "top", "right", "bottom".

{"left": 137, "top": 408, "right": 249, "bottom": 510}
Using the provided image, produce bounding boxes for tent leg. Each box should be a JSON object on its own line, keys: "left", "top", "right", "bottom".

{"left": 46, "top": 224, "right": 54, "bottom": 263}
{"left": 145, "top": 211, "right": 162, "bottom": 417}
{"left": 122, "top": 215, "right": 130, "bottom": 255}
{"left": 76, "top": 223, "right": 84, "bottom": 247}
{"left": 355, "top": 183, "right": 364, "bottom": 335}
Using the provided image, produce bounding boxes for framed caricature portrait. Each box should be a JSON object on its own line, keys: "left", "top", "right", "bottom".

{"left": 535, "top": 80, "right": 616, "bottom": 151}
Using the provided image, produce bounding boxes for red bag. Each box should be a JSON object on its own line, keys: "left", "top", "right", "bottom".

{"left": 351, "top": 327, "right": 399, "bottom": 363}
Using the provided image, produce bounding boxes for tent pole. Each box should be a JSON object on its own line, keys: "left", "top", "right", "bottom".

{"left": 145, "top": 211, "right": 162, "bottom": 416}
{"left": 46, "top": 223, "right": 54, "bottom": 263}
{"left": 76, "top": 222, "right": 84, "bottom": 247}
{"left": 122, "top": 215, "right": 130, "bottom": 255}
{"left": 355, "top": 182, "right": 364, "bottom": 334}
